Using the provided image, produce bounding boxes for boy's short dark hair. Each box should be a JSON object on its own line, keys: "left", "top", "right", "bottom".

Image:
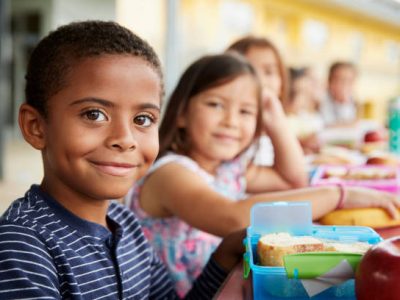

{"left": 328, "top": 61, "right": 357, "bottom": 82}
{"left": 25, "top": 20, "right": 163, "bottom": 116}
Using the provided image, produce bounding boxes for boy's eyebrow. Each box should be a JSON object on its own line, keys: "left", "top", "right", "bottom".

{"left": 70, "top": 98, "right": 160, "bottom": 111}
{"left": 70, "top": 98, "right": 114, "bottom": 107}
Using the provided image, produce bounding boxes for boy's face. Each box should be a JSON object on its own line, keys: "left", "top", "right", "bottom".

{"left": 36, "top": 55, "right": 161, "bottom": 202}
{"left": 329, "top": 66, "right": 356, "bottom": 104}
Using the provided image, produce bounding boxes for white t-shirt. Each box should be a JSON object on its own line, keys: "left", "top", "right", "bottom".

{"left": 319, "top": 92, "right": 356, "bottom": 126}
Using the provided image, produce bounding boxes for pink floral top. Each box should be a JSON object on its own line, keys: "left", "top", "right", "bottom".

{"left": 127, "top": 152, "right": 247, "bottom": 297}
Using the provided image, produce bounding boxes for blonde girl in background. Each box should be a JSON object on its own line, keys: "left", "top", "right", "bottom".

{"left": 127, "top": 53, "right": 400, "bottom": 295}
{"left": 227, "top": 36, "right": 298, "bottom": 167}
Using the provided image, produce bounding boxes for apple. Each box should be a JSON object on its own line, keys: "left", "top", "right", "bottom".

{"left": 366, "top": 155, "right": 398, "bottom": 166}
{"left": 366, "top": 157, "right": 386, "bottom": 165}
{"left": 355, "top": 236, "right": 400, "bottom": 300}
{"left": 363, "top": 129, "right": 388, "bottom": 143}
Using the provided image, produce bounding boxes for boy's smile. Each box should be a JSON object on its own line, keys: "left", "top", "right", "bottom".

{"left": 89, "top": 160, "right": 140, "bottom": 177}
{"left": 25, "top": 55, "right": 162, "bottom": 223}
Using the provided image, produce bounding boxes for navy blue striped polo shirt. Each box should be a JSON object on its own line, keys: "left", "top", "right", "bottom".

{"left": 0, "top": 185, "right": 227, "bottom": 299}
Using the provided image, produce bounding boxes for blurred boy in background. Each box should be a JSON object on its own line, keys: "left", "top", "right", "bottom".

{"left": 320, "top": 61, "right": 358, "bottom": 127}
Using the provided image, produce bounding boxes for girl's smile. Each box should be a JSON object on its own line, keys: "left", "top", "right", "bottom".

{"left": 212, "top": 133, "right": 240, "bottom": 143}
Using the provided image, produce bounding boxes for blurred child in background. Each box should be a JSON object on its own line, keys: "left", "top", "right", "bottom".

{"left": 286, "top": 67, "right": 324, "bottom": 154}
{"left": 227, "top": 36, "right": 306, "bottom": 167}
{"left": 320, "top": 61, "right": 358, "bottom": 126}
{"left": 128, "top": 53, "right": 400, "bottom": 296}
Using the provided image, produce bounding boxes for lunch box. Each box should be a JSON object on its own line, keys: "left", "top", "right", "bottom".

{"left": 244, "top": 202, "right": 381, "bottom": 299}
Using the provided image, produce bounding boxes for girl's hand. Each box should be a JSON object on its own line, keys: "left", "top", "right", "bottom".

{"left": 344, "top": 187, "right": 400, "bottom": 219}
{"left": 212, "top": 229, "right": 246, "bottom": 272}
{"left": 299, "top": 133, "right": 321, "bottom": 154}
{"left": 261, "top": 89, "right": 287, "bottom": 134}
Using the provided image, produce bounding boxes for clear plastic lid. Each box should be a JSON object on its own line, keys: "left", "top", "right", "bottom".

{"left": 248, "top": 201, "right": 312, "bottom": 236}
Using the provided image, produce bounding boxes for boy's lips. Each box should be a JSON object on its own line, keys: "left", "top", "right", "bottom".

{"left": 90, "top": 161, "right": 139, "bottom": 177}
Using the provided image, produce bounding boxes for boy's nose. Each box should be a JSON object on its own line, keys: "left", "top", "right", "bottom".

{"left": 107, "top": 121, "right": 138, "bottom": 151}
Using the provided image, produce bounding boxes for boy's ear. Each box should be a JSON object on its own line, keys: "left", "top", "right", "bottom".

{"left": 18, "top": 103, "right": 47, "bottom": 150}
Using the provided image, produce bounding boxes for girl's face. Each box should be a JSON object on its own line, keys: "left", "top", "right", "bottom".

{"left": 244, "top": 46, "right": 282, "bottom": 98}
{"left": 179, "top": 74, "right": 258, "bottom": 172}
{"left": 38, "top": 55, "right": 161, "bottom": 202}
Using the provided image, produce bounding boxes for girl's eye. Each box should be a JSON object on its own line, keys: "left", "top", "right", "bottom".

{"left": 264, "top": 69, "right": 273, "bottom": 76}
{"left": 83, "top": 110, "right": 107, "bottom": 122}
{"left": 134, "top": 114, "right": 154, "bottom": 127}
{"left": 206, "top": 101, "right": 224, "bottom": 109}
{"left": 240, "top": 109, "right": 256, "bottom": 116}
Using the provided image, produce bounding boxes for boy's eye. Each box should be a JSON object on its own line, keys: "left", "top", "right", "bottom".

{"left": 83, "top": 109, "right": 107, "bottom": 121}
{"left": 134, "top": 114, "right": 154, "bottom": 127}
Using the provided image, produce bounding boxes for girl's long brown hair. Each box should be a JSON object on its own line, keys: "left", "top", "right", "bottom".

{"left": 227, "top": 36, "right": 288, "bottom": 107}
{"left": 158, "top": 53, "right": 263, "bottom": 159}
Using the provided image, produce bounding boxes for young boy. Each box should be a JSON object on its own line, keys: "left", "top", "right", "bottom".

{"left": 319, "top": 61, "right": 358, "bottom": 126}
{"left": 0, "top": 21, "right": 243, "bottom": 299}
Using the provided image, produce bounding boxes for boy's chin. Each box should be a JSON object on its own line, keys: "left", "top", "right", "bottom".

{"left": 91, "top": 183, "right": 132, "bottom": 201}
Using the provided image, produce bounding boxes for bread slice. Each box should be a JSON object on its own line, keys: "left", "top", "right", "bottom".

{"left": 323, "top": 241, "right": 371, "bottom": 254}
{"left": 257, "top": 233, "right": 324, "bottom": 266}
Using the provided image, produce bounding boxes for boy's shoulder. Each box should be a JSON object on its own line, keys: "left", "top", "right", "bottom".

{"left": 2, "top": 190, "right": 37, "bottom": 220}
{"left": 0, "top": 187, "right": 50, "bottom": 236}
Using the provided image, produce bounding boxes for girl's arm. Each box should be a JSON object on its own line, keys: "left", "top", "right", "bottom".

{"left": 246, "top": 91, "right": 308, "bottom": 193}
{"left": 140, "top": 163, "right": 400, "bottom": 238}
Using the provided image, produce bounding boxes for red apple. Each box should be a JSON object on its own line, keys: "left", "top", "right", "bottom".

{"left": 366, "top": 156, "right": 398, "bottom": 166}
{"left": 363, "top": 130, "right": 387, "bottom": 143}
{"left": 356, "top": 236, "right": 400, "bottom": 300}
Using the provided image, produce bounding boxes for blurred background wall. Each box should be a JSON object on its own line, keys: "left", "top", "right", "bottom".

{"left": 0, "top": 0, "right": 399, "bottom": 210}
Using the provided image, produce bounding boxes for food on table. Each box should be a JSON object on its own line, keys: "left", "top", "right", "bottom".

{"left": 324, "top": 241, "right": 372, "bottom": 254}
{"left": 360, "top": 142, "right": 387, "bottom": 154}
{"left": 322, "top": 166, "right": 348, "bottom": 179}
{"left": 257, "top": 233, "right": 324, "bottom": 266}
{"left": 363, "top": 129, "right": 387, "bottom": 143}
{"left": 344, "top": 168, "right": 396, "bottom": 180}
{"left": 356, "top": 236, "right": 400, "bottom": 300}
{"left": 257, "top": 232, "right": 371, "bottom": 266}
{"left": 312, "top": 154, "right": 354, "bottom": 165}
{"left": 360, "top": 129, "right": 388, "bottom": 153}
{"left": 311, "top": 146, "right": 362, "bottom": 165}
{"left": 322, "top": 167, "right": 396, "bottom": 180}
{"left": 366, "top": 154, "right": 398, "bottom": 166}
{"left": 319, "top": 208, "right": 400, "bottom": 229}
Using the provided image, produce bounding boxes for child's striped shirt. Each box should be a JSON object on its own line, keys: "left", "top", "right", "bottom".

{"left": 0, "top": 185, "right": 227, "bottom": 299}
